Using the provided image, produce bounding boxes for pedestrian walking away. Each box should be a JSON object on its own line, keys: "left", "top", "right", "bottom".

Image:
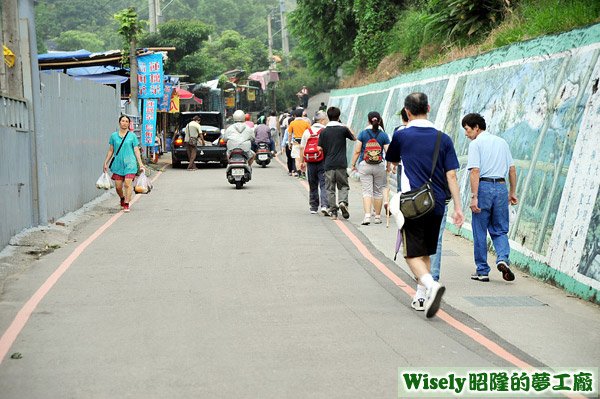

{"left": 287, "top": 109, "right": 311, "bottom": 179}
{"left": 386, "top": 93, "right": 464, "bottom": 318}
{"left": 266, "top": 111, "right": 279, "bottom": 152}
{"left": 463, "top": 113, "right": 518, "bottom": 283}
{"left": 102, "top": 115, "right": 145, "bottom": 213}
{"left": 299, "top": 110, "right": 330, "bottom": 215}
{"left": 317, "top": 106, "right": 356, "bottom": 220}
{"left": 350, "top": 111, "right": 390, "bottom": 226}
{"left": 183, "top": 115, "right": 204, "bottom": 170}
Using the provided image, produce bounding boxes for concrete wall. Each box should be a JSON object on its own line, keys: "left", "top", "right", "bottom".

{"left": 329, "top": 23, "right": 600, "bottom": 302}
{"left": 0, "top": 72, "right": 120, "bottom": 249}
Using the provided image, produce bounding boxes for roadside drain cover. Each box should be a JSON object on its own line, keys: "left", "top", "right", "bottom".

{"left": 464, "top": 296, "right": 547, "bottom": 307}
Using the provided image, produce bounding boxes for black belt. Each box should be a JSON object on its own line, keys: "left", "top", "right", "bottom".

{"left": 480, "top": 177, "right": 505, "bottom": 183}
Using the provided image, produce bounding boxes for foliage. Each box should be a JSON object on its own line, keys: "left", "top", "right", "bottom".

{"left": 423, "top": 0, "right": 512, "bottom": 44}
{"left": 54, "top": 30, "right": 105, "bottom": 52}
{"left": 288, "top": 0, "right": 357, "bottom": 76}
{"left": 170, "top": 30, "right": 269, "bottom": 83}
{"left": 353, "top": 0, "right": 402, "bottom": 70}
{"left": 197, "top": 0, "right": 279, "bottom": 42}
{"left": 386, "top": 8, "right": 428, "bottom": 59}
{"left": 114, "top": 7, "right": 145, "bottom": 43}
{"left": 141, "top": 20, "right": 211, "bottom": 63}
{"left": 491, "top": 0, "right": 600, "bottom": 48}
{"left": 273, "top": 58, "right": 337, "bottom": 110}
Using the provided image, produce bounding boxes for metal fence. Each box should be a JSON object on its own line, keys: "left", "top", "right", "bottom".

{"left": 0, "top": 73, "right": 120, "bottom": 250}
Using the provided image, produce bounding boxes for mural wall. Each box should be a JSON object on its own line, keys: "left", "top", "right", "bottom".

{"left": 329, "top": 23, "right": 600, "bottom": 302}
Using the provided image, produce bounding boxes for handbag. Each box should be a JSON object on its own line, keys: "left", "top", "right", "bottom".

{"left": 108, "top": 132, "right": 129, "bottom": 169}
{"left": 399, "top": 131, "right": 442, "bottom": 220}
{"left": 186, "top": 123, "right": 199, "bottom": 146}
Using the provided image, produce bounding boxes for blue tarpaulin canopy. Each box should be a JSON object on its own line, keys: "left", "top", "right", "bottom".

{"left": 38, "top": 49, "right": 92, "bottom": 61}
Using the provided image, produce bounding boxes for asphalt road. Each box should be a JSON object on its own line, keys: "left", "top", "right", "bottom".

{"left": 0, "top": 159, "right": 597, "bottom": 398}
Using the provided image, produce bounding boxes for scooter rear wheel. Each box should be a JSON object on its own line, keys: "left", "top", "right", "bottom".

{"left": 235, "top": 181, "right": 243, "bottom": 189}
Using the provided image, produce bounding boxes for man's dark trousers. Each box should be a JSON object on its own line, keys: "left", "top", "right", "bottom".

{"left": 307, "top": 161, "right": 328, "bottom": 210}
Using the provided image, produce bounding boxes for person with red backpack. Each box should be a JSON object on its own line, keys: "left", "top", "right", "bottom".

{"left": 350, "top": 111, "right": 391, "bottom": 225}
{"left": 300, "top": 110, "right": 329, "bottom": 215}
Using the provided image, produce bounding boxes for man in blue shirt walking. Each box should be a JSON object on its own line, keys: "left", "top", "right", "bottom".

{"left": 463, "top": 113, "right": 518, "bottom": 282}
{"left": 386, "top": 93, "right": 464, "bottom": 318}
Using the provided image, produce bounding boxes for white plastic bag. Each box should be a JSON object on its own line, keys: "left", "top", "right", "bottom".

{"left": 509, "top": 205, "right": 517, "bottom": 226}
{"left": 388, "top": 191, "right": 405, "bottom": 230}
{"left": 95, "top": 172, "right": 112, "bottom": 190}
{"left": 134, "top": 171, "right": 152, "bottom": 194}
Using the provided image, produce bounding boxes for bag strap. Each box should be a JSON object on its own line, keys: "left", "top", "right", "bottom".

{"left": 114, "top": 132, "right": 129, "bottom": 158}
{"left": 428, "top": 131, "right": 442, "bottom": 181}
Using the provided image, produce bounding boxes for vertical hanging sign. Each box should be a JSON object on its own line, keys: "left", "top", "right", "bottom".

{"left": 137, "top": 53, "right": 164, "bottom": 98}
{"left": 158, "top": 82, "right": 174, "bottom": 112}
{"left": 137, "top": 53, "right": 163, "bottom": 147}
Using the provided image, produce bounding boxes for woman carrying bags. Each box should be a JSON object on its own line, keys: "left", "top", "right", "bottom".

{"left": 103, "top": 115, "right": 145, "bottom": 212}
{"left": 350, "top": 111, "right": 390, "bottom": 225}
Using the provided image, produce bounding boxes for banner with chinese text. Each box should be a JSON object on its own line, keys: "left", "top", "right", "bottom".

{"left": 142, "top": 99, "right": 157, "bottom": 147}
{"left": 158, "top": 82, "right": 174, "bottom": 112}
{"left": 137, "top": 53, "right": 164, "bottom": 99}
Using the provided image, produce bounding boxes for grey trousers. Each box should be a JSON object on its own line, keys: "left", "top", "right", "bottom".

{"left": 325, "top": 168, "right": 349, "bottom": 213}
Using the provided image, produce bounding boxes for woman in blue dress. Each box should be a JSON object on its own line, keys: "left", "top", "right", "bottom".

{"left": 102, "top": 115, "right": 145, "bottom": 212}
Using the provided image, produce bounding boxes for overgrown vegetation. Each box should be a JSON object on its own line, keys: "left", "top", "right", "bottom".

{"left": 290, "top": 0, "right": 600, "bottom": 86}
{"left": 34, "top": 0, "right": 600, "bottom": 104}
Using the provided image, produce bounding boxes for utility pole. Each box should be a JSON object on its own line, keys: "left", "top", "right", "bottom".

{"left": 148, "top": 0, "right": 158, "bottom": 33}
{"left": 156, "top": 0, "right": 163, "bottom": 25}
{"left": 267, "top": 12, "right": 274, "bottom": 70}
{"left": 279, "top": 0, "right": 289, "bottom": 62}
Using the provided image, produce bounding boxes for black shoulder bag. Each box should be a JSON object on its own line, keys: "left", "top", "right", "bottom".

{"left": 108, "top": 132, "right": 129, "bottom": 169}
{"left": 399, "top": 131, "right": 442, "bottom": 219}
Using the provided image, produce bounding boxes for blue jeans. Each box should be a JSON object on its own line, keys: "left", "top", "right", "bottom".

{"left": 307, "top": 162, "right": 328, "bottom": 211}
{"left": 472, "top": 181, "right": 510, "bottom": 275}
{"left": 430, "top": 206, "right": 448, "bottom": 281}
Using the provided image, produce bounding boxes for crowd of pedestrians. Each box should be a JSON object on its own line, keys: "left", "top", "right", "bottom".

{"left": 104, "top": 89, "right": 519, "bottom": 321}
{"left": 273, "top": 91, "right": 518, "bottom": 319}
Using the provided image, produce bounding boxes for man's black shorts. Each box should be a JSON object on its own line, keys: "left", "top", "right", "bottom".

{"left": 402, "top": 212, "right": 444, "bottom": 258}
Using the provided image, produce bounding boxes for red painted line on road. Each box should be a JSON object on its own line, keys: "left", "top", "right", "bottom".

{"left": 0, "top": 167, "right": 165, "bottom": 364}
{"left": 273, "top": 156, "right": 579, "bottom": 381}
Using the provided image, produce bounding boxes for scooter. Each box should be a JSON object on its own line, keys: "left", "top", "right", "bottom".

{"left": 255, "top": 142, "right": 272, "bottom": 167}
{"left": 226, "top": 148, "right": 252, "bottom": 189}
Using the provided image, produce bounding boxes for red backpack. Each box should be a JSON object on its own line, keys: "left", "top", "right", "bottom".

{"left": 363, "top": 130, "right": 383, "bottom": 164}
{"left": 303, "top": 128, "right": 324, "bottom": 163}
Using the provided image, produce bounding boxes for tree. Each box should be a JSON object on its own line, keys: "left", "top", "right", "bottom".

{"left": 54, "top": 30, "right": 105, "bottom": 52}
{"left": 352, "top": 0, "right": 402, "bottom": 70}
{"left": 288, "top": 0, "right": 357, "bottom": 75}
{"left": 180, "top": 30, "right": 269, "bottom": 82}
{"left": 115, "top": 7, "right": 145, "bottom": 115}
{"left": 142, "top": 19, "right": 211, "bottom": 63}
{"left": 197, "top": 0, "right": 278, "bottom": 43}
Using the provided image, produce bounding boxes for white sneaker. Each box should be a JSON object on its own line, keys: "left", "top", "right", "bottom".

{"left": 320, "top": 207, "right": 330, "bottom": 216}
{"left": 425, "top": 282, "right": 445, "bottom": 319}
{"left": 411, "top": 297, "right": 425, "bottom": 311}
